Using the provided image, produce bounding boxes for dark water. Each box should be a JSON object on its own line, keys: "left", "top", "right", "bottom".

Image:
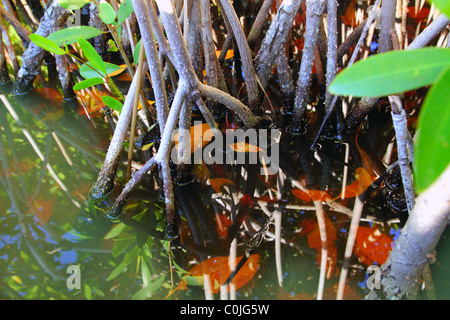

{"left": 1, "top": 86, "right": 449, "bottom": 300}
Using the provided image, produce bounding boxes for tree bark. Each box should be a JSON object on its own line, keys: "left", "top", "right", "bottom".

{"left": 366, "top": 166, "right": 450, "bottom": 300}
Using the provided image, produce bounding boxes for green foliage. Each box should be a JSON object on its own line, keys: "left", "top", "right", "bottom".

{"left": 102, "top": 95, "right": 123, "bottom": 112}
{"left": 47, "top": 26, "right": 103, "bottom": 46}
{"left": 99, "top": 2, "right": 117, "bottom": 24}
{"left": 133, "top": 39, "right": 146, "bottom": 65}
{"left": 73, "top": 77, "right": 104, "bottom": 90}
{"left": 329, "top": 47, "right": 450, "bottom": 193}
{"left": 29, "top": 34, "right": 66, "bottom": 55}
{"left": 328, "top": 48, "right": 450, "bottom": 97}
{"left": 79, "top": 61, "right": 122, "bottom": 79}
{"left": 117, "top": 0, "right": 134, "bottom": 25}
{"left": 429, "top": 0, "right": 450, "bottom": 19}
{"left": 415, "top": 65, "right": 450, "bottom": 192}
{"left": 77, "top": 38, "right": 107, "bottom": 75}
{"left": 58, "top": 0, "right": 90, "bottom": 10}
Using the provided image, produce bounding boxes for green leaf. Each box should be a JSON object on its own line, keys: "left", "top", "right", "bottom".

{"left": 84, "top": 283, "right": 92, "bottom": 300}
{"left": 78, "top": 38, "right": 106, "bottom": 74}
{"left": 104, "top": 222, "right": 126, "bottom": 239}
{"left": 107, "top": 39, "right": 119, "bottom": 52}
{"left": 47, "top": 26, "right": 103, "bottom": 46}
{"left": 140, "top": 258, "right": 151, "bottom": 287}
{"left": 73, "top": 77, "right": 104, "bottom": 90}
{"left": 429, "top": 0, "right": 450, "bottom": 19}
{"left": 123, "top": 244, "right": 140, "bottom": 266}
{"left": 102, "top": 95, "right": 123, "bottom": 112}
{"left": 131, "top": 274, "right": 166, "bottom": 300}
{"left": 106, "top": 263, "right": 127, "bottom": 281}
{"left": 59, "top": 0, "right": 90, "bottom": 10}
{"left": 80, "top": 61, "right": 122, "bottom": 79}
{"left": 112, "top": 236, "right": 135, "bottom": 257}
{"left": 99, "top": 2, "right": 117, "bottom": 24}
{"left": 133, "top": 39, "right": 146, "bottom": 65}
{"left": 414, "top": 65, "right": 450, "bottom": 192}
{"left": 29, "top": 34, "right": 66, "bottom": 55}
{"left": 329, "top": 48, "right": 450, "bottom": 97}
{"left": 117, "top": 0, "right": 134, "bottom": 25}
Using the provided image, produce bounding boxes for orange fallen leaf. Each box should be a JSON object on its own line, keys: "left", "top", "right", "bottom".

{"left": 336, "top": 167, "right": 376, "bottom": 199}
{"left": 209, "top": 178, "right": 236, "bottom": 193}
{"left": 292, "top": 188, "right": 331, "bottom": 202}
{"left": 354, "top": 226, "right": 393, "bottom": 266}
{"left": 176, "top": 254, "right": 260, "bottom": 294}
{"left": 173, "top": 122, "right": 214, "bottom": 154}
{"left": 216, "top": 49, "right": 234, "bottom": 60}
{"left": 215, "top": 212, "right": 231, "bottom": 240}
{"left": 193, "top": 161, "right": 210, "bottom": 184}
{"left": 108, "top": 64, "right": 127, "bottom": 77}
{"left": 307, "top": 213, "right": 338, "bottom": 279}
{"left": 1, "top": 158, "right": 38, "bottom": 178}
{"left": 323, "top": 282, "right": 361, "bottom": 300}
{"left": 229, "top": 142, "right": 262, "bottom": 153}
{"left": 30, "top": 199, "right": 53, "bottom": 225}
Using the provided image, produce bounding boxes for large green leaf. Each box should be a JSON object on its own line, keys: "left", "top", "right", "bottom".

{"left": 99, "top": 2, "right": 117, "bottom": 24}
{"left": 80, "top": 61, "right": 122, "bottom": 79}
{"left": 47, "top": 26, "right": 103, "bottom": 46}
{"left": 329, "top": 48, "right": 450, "bottom": 97}
{"left": 117, "top": 0, "right": 134, "bottom": 25}
{"left": 77, "top": 38, "right": 106, "bottom": 75}
{"left": 131, "top": 274, "right": 166, "bottom": 300}
{"left": 429, "top": 0, "right": 450, "bottom": 19}
{"left": 102, "top": 95, "right": 123, "bottom": 112}
{"left": 73, "top": 77, "right": 104, "bottom": 90}
{"left": 414, "top": 65, "right": 450, "bottom": 192}
{"left": 59, "top": 0, "right": 90, "bottom": 10}
{"left": 29, "top": 34, "right": 66, "bottom": 55}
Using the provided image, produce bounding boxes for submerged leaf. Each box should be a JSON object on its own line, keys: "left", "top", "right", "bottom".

{"left": 177, "top": 254, "right": 260, "bottom": 294}
{"left": 209, "top": 178, "right": 236, "bottom": 193}
{"left": 306, "top": 213, "right": 338, "bottom": 279}
{"left": 354, "top": 226, "right": 393, "bottom": 266}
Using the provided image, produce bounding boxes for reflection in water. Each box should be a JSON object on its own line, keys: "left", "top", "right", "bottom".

{"left": 1, "top": 85, "right": 449, "bottom": 300}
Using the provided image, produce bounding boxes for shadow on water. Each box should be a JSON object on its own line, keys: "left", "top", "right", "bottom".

{"left": 0, "top": 83, "right": 449, "bottom": 300}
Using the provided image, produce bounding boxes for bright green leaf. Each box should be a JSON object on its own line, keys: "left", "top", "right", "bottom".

{"left": 104, "top": 222, "right": 126, "bottom": 239}
{"left": 99, "top": 2, "right": 117, "bottom": 24}
{"left": 112, "top": 237, "right": 135, "bottom": 257}
{"left": 123, "top": 245, "right": 140, "bottom": 266}
{"left": 80, "top": 61, "right": 122, "bottom": 79}
{"left": 29, "top": 34, "right": 66, "bottom": 55}
{"left": 102, "top": 95, "right": 123, "bottom": 112}
{"left": 429, "top": 0, "right": 450, "bottom": 19}
{"left": 133, "top": 39, "right": 146, "bottom": 65}
{"left": 140, "top": 258, "right": 151, "bottom": 287}
{"left": 59, "top": 0, "right": 90, "bottom": 10}
{"left": 78, "top": 38, "right": 106, "bottom": 74}
{"left": 329, "top": 48, "right": 450, "bottom": 97}
{"left": 131, "top": 274, "right": 165, "bottom": 300}
{"left": 84, "top": 283, "right": 92, "bottom": 300}
{"left": 47, "top": 26, "right": 103, "bottom": 46}
{"left": 106, "top": 263, "right": 127, "bottom": 281}
{"left": 73, "top": 77, "right": 104, "bottom": 90}
{"left": 117, "top": 0, "right": 134, "bottom": 25}
{"left": 414, "top": 65, "right": 450, "bottom": 192}
{"left": 107, "top": 39, "right": 119, "bottom": 52}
